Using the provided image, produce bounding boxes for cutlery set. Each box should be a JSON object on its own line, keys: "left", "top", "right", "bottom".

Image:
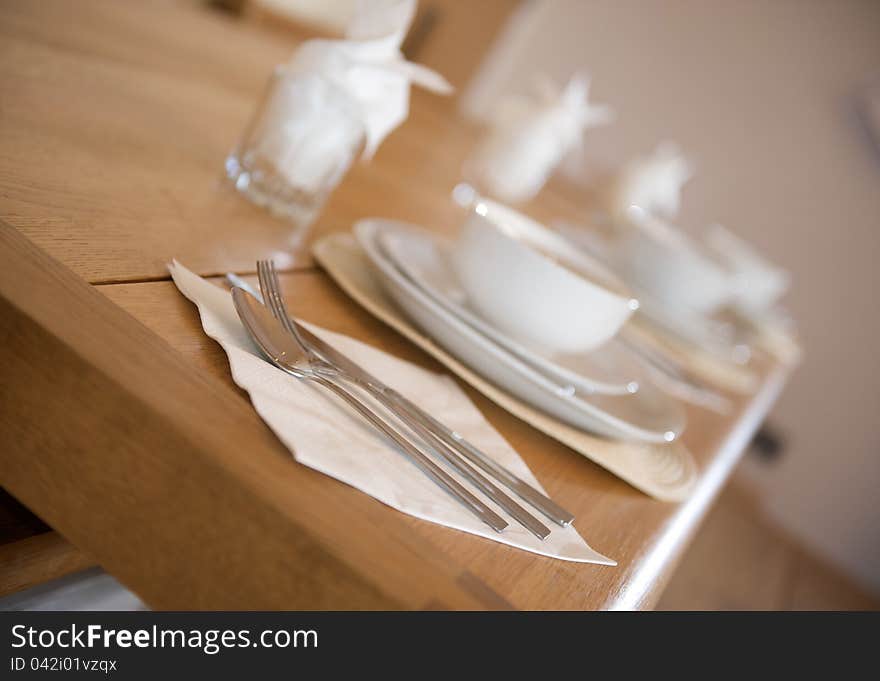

{"left": 228, "top": 262, "right": 574, "bottom": 539}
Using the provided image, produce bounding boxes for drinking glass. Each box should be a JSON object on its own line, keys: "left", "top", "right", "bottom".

{"left": 226, "top": 68, "right": 365, "bottom": 241}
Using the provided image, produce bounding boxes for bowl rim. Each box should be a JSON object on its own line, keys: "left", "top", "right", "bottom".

{"left": 467, "top": 198, "right": 639, "bottom": 309}
{"left": 622, "top": 209, "right": 736, "bottom": 280}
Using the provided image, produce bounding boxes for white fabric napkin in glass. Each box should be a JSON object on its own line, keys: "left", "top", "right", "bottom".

{"left": 287, "top": 0, "right": 453, "bottom": 158}
{"left": 168, "top": 261, "right": 614, "bottom": 565}
{"left": 467, "top": 72, "right": 613, "bottom": 203}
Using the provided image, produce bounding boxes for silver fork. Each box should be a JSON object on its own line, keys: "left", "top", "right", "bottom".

{"left": 255, "top": 262, "right": 553, "bottom": 540}
{"left": 231, "top": 285, "right": 509, "bottom": 533}
{"left": 228, "top": 269, "right": 574, "bottom": 531}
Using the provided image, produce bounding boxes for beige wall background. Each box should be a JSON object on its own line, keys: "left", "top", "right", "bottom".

{"left": 461, "top": 0, "right": 880, "bottom": 594}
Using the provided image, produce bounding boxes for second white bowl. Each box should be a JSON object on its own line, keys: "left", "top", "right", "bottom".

{"left": 614, "top": 211, "right": 736, "bottom": 315}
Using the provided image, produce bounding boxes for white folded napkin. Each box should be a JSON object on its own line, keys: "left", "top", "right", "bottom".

{"left": 168, "top": 261, "right": 614, "bottom": 565}
{"left": 606, "top": 142, "right": 693, "bottom": 220}
{"left": 467, "top": 72, "right": 613, "bottom": 203}
{"left": 287, "top": 0, "right": 453, "bottom": 158}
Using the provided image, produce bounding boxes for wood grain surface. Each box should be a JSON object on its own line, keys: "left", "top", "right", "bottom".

{"left": 0, "top": 0, "right": 430, "bottom": 282}
{"left": 0, "top": 0, "right": 302, "bottom": 282}
{"left": 0, "top": 532, "right": 95, "bottom": 598}
{"left": 96, "top": 270, "right": 788, "bottom": 610}
{"left": 0, "top": 0, "right": 583, "bottom": 284}
{"left": 0, "top": 0, "right": 794, "bottom": 609}
{"left": 0, "top": 221, "right": 506, "bottom": 610}
{"left": 0, "top": 488, "right": 50, "bottom": 546}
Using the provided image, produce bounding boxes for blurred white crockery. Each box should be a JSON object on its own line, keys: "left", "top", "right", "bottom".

{"left": 604, "top": 141, "right": 694, "bottom": 221}
{"left": 466, "top": 72, "right": 614, "bottom": 204}
{"left": 287, "top": 0, "right": 453, "bottom": 158}
{"left": 226, "top": 0, "right": 452, "bottom": 237}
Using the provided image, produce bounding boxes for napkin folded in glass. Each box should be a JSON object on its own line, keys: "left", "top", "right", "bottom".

{"left": 168, "top": 261, "right": 614, "bottom": 565}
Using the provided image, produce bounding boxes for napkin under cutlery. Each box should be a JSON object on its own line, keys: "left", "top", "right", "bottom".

{"left": 168, "top": 261, "right": 614, "bottom": 565}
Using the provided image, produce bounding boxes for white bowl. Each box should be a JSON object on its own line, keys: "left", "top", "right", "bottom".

{"left": 451, "top": 199, "right": 638, "bottom": 354}
{"left": 614, "top": 210, "right": 735, "bottom": 314}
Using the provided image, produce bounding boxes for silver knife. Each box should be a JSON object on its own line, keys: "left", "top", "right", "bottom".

{"left": 225, "top": 272, "right": 575, "bottom": 528}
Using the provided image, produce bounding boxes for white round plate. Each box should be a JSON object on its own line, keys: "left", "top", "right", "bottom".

{"left": 378, "top": 222, "right": 648, "bottom": 396}
{"left": 356, "top": 219, "right": 686, "bottom": 443}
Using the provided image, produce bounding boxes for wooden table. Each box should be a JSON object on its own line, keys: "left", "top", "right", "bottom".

{"left": 0, "top": 0, "right": 792, "bottom": 609}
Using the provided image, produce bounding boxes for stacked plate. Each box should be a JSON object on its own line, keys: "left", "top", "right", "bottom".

{"left": 352, "top": 199, "right": 691, "bottom": 444}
